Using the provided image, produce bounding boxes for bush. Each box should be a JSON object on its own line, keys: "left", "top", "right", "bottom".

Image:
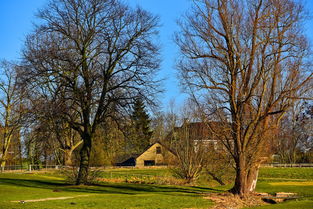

{"left": 59, "top": 167, "right": 102, "bottom": 185}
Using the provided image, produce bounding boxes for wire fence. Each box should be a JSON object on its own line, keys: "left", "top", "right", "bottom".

{"left": 262, "top": 163, "right": 313, "bottom": 168}
{"left": 0, "top": 164, "right": 63, "bottom": 173}
{"left": 1, "top": 163, "right": 313, "bottom": 173}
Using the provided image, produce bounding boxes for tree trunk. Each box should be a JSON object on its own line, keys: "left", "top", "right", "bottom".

{"left": 64, "top": 149, "right": 73, "bottom": 166}
{"left": 247, "top": 164, "right": 260, "bottom": 192}
{"left": 230, "top": 157, "right": 260, "bottom": 196}
{"left": 1, "top": 134, "right": 12, "bottom": 169}
{"left": 76, "top": 132, "right": 92, "bottom": 185}
{"left": 62, "top": 140, "right": 82, "bottom": 166}
{"left": 1, "top": 147, "right": 9, "bottom": 168}
{"left": 0, "top": 160, "right": 6, "bottom": 169}
{"left": 230, "top": 156, "right": 249, "bottom": 196}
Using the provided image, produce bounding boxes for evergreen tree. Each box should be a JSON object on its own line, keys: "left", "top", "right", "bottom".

{"left": 128, "top": 98, "right": 152, "bottom": 154}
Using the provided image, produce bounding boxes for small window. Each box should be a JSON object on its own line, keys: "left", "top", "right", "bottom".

{"left": 156, "top": 146, "right": 161, "bottom": 154}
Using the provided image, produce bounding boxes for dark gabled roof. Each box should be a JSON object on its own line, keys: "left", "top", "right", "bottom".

{"left": 115, "top": 156, "right": 136, "bottom": 166}
{"left": 167, "top": 121, "right": 230, "bottom": 141}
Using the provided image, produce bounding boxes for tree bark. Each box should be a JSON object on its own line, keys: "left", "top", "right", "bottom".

{"left": 230, "top": 156, "right": 261, "bottom": 196}
{"left": 76, "top": 132, "right": 92, "bottom": 185}
{"left": 247, "top": 164, "right": 260, "bottom": 192}
{"left": 64, "top": 149, "right": 73, "bottom": 166}
{"left": 63, "top": 140, "right": 82, "bottom": 166}
{"left": 1, "top": 135, "right": 12, "bottom": 168}
{"left": 230, "top": 158, "right": 248, "bottom": 195}
{"left": 0, "top": 160, "right": 6, "bottom": 169}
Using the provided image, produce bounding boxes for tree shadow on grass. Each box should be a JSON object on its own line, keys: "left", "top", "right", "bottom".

{"left": 0, "top": 177, "right": 222, "bottom": 197}
{"left": 191, "top": 186, "right": 226, "bottom": 193}
{"left": 92, "top": 183, "right": 223, "bottom": 195}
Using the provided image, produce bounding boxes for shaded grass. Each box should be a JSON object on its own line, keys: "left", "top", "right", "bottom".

{"left": 1, "top": 167, "right": 313, "bottom": 208}
{"left": 86, "top": 167, "right": 313, "bottom": 208}
{"left": 0, "top": 172, "right": 214, "bottom": 209}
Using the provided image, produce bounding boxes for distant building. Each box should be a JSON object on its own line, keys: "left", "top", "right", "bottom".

{"left": 168, "top": 121, "right": 232, "bottom": 152}
{"left": 116, "top": 142, "right": 177, "bottom": 167}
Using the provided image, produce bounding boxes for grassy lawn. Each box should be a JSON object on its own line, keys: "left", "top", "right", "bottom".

{"left": 0, "top": 172, "right": 215, "bottom": 209}
{"left": 0, "top": 167, "right": 312, "bottom": 208}
{"left": 249, "top": 167, "right": 313, "bottom": 209}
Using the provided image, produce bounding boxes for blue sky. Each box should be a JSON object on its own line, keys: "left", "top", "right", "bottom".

{"left": 0, "top": 0, "right": 312, "bottom": 112}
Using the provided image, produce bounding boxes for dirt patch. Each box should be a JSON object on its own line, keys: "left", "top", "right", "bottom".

{"left": 204, "top": 193, "right": 269, "bottom": 209}
{"left": 11, "top": 195, "right": 90, "bottom": 203}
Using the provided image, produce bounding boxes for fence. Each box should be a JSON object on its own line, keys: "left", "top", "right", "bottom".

{"left": 2, "top": 163, "right": 313, "bottom": 173}
{"left": 262, "top": 163, "right": 313, "bottom": 168}
{"left": 0, "top": 164, "right": 62, "bottom": 173}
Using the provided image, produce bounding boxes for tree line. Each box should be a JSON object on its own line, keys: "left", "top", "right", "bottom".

{"left": 0, "top": 0, "right": 312, "bottom": 196}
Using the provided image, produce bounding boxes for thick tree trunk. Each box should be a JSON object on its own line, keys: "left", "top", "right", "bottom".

{"left": 62, "top": 140, "right": 82, "bottom": 166}
{"left": 64, "top": 149, "right": 73, "bottom": 166}
{"left": 1, "top": 147, "right": 9, "bottom": 168}
{"left": 230, "top": 157, "right": 260, "bottom": 196}
{"left": 0, "top": 160, "right": 6, "bottom": 169}
{"left": 230, "top": 167, "right": 248, "bottom": 195}
{"left": 76, "top": 132, "right": 92, "bottom": 185}
{"left": 230, "top": 155, "right": 260, "bottom": 196}
{"left": 1, "top": 134, "right": 12, "bottom": 169}
{"left": 247, "top": 164, "right": 260, "bottom": 192}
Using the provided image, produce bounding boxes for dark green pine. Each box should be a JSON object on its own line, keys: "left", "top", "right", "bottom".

{"left": 130, "top": 97, "right": 152, "bottom": 153}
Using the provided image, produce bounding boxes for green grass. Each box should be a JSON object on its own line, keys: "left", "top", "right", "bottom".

{"left": 0, "top": 172, "right": 215, "bottom": 209}
{"left": 248, "top": 167, "right": 313, "bottom": 209}
{"left": 259, "top": 167, "right": 313, "bottom": 181}
{"left": 103, "top": 168, "right": 171, "bottom": 176}
{"left": 1, "top": 167, "right": 313, "bottom": 208}
{"left": 100, "top": 168, "right": 172, "bottom": 180}
{"left": 100, "top": 167, "right": 232, "bottom": 187}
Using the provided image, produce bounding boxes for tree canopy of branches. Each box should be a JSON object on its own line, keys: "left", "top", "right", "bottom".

{"left": 176, "top": 0, "right": 312, "bottom": 195}
{"left": 276, "top": 102, "right": 313, "bottom": 163}
{"left": 20, "top": 0, "right": 161, "bottom": 184}
{"left": 171, "top": 120, "right": 209, "bottom": 183}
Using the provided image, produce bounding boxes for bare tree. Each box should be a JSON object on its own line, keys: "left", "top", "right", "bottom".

{"left": 32, "top": 97, "right": 83, "bottom": 166}
{"left": 276, "top": 102, "right": 303, "bottom": 163}
{"left": 20, "top": 0, "right": 161, "bottom": 184}
{"left": 169, "top": 101, "right": 209, "bottom": 183}
{"left": 176, "top": 0, "right": 312, "bottom": 195}
{"left": 276, "top": 101, "right": 313, "bottom": 163}
{"left": 151, "top": 99, "right": 180, "bottom": 146}
{"left": 171, "top": 120, "right": 208, "bottom": 183}
{"left": 0, "top": 61, "right": 22, "bottom": 169}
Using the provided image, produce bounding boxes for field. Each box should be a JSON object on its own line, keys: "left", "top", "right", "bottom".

{"left": 250, "top": 167, "right": 313, "bottom": 209}
{"left": 0, "top": 167, "right": 312, "bottom": 209}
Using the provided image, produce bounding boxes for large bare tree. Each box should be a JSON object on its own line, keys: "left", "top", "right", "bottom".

{"left": 20, "top": 0, "right": 161, "bottom": 184}
{"left": 176, "top": 0, "right": 312, "bottom": 195}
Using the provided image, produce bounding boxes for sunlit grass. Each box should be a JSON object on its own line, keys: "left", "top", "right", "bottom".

{"left": 1, "top": 167, "right": 313, "bottom": 208}
{"left": 0, "top": 172, "right": 213, "bottom": 209}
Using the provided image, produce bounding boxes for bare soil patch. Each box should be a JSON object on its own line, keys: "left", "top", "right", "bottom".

{"left": 11, "top": 195, "right": 90, "bottom": 203}
{"left": 204, "top": 193, "right": 268, "bottom": 209}
{"left": 205, "top": 192, "right": 299, "bottom": 209}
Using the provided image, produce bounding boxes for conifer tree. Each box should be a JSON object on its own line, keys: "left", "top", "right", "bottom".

{"left": 128, "top": 98, "right": 152, "bottom": 153}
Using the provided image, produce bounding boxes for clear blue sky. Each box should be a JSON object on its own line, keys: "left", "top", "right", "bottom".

{"left": 0, "top": 0, "right": 312, "bottom": 112}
